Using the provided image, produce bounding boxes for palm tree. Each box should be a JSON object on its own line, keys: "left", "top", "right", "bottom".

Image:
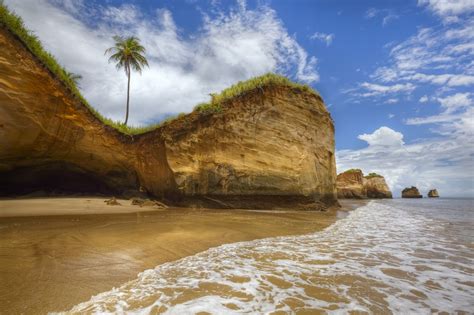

{"left": 105, "top": 36, "right": 149, "bottom": 126}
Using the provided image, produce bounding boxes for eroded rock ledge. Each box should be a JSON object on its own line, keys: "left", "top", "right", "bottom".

{"left": 0, "top": 27, "right": 177, "bottom": 198}
{"left": 161, "top": 84, "right": 338, "bottom": 209}
{"left": 336, "top": 169, "right": 392, "bottom": 199}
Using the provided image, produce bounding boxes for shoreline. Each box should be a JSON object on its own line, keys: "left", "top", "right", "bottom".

{"left": 0, "top": 197, "right": 367, "bottom": 314}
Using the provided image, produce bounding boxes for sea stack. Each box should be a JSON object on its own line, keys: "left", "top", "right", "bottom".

{"left": 336, "top": 169, "right": 366, "bottom": 199}
{"left": 364, "top": 173, "right": 393, "bottom": 199}
{"left": 402, "top": 186, "right": 423, "bottom": 198}
{"left": 336, "top": 169, "right": 392, "bottom": 199}
{"left": 428, "top": 189, "right": 439, "bottom": 198}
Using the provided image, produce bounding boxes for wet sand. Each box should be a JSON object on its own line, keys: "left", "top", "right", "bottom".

{"left": 0, "top": 197, "right": 363, "bottom": 314}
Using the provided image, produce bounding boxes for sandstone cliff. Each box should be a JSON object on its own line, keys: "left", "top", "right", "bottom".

{"left": 402, "top": 187, "right": 422, "bottom": 198}
{"left": 0, "top": 27, "right": 178, "bottom": 198}
{"left": 428, "top": 189, "right": 439, "bottom": 198}
{"left": 0, "top": 19, "right": 338, "bottom": 209}
{"left": 161, "top": 83, "right": 338, "bottom": 209}
{"left": 336, "top": 169, "right": 366, "bottom": 199}
{"left": 364, "top": 173, "right": 392, "bottom": 199}
{"left": 336, "top": 170, "right": 392, "bottom": 199}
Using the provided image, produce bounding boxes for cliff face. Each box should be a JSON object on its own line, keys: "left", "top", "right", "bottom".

{"left": 336, "top": 169, "right": 366, "bottom": 199}
{"left": 0, "top": 26, "right": 338, "bottom": 209}
{"left": 0, "top": 28, "right": 177, "bottom": 198}
{"left": 402, "top": 187, "right": 422, "bottom": 198}
{"left": 364, "top": 176, "right": 392, "bottom": 199}
{"left": 161, "top": 85, "right": 337, "bottom": 209}
{"left": 336, "top": 170, "right": 392, "bottom": 199}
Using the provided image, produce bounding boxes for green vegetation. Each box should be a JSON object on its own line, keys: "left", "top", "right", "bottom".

{"left": 345, "top": 168, "right": 362, "bottom": 173}
{"left": 105, "top": 35, "right": 149, "bottom": 126}
{"left": 0, "top": 3, "right": 320, "bottom": 134}
{"left": 365, "top": 172, "right": 382, "bottom": 178}
{"left": 193, "top": 73, "right": 319, "bottom": 114}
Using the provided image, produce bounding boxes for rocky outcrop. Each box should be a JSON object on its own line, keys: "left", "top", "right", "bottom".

{"left": 364, "top": 174, "right": 392, "bottom": 199}
{"left": 402, "top": 187, "right": 422, "bottom": 198}
{"left": 161, "top": 84, "right": 338, "bottom": 210}
{"left": 336, "top": 169, "right": 366, "bottom": 199}
{"left": 336, "top": 170, "right": 392, "bottom": 199}
{"left": 0, "top": 25, "right": 338, "bottom": 209}
{"left": 0, "top": 27, "right": 178, "bottom": 198}
{"left": 428, "top": 189, "right": 439, "bottom": 198}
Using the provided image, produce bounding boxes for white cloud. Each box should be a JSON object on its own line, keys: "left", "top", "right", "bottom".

{"left": 365, "top": 8, "right": 378, "bottom": 19}
{"left": 358, "top": 126, "right": 405, "bottom": 147}
{"left": 4, "top": 0, "right": 319, "bottom": 126}
{"left": 382, "top": 13, "right": 399, "bottom": 26}
{"left": 406, "top": 92, "right": 473, "bottom": 141}
{"left": 310, "top": 32, "right": 335, "bottom": 46}
{"left": 385, "top": 98, "right": 398, "bottom": 104}
{"left": 419, "top": 95, "right": 429, "bottom": 102}
{"left": 357, "top": 82, "right": 415, "bottom": 97}
{"left": 388, "top": 113, "right": 395, "bottom": 119}
{"left": 437, "top": 92, "right": 472, "bottom": 113}
{"left": 418, "top": 0, "right": 474, "bottom": 21}
{"left": 365, "top": 8, "right": 398, "bottom": 26}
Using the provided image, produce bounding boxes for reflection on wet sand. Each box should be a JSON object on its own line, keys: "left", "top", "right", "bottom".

{"left": 0, "top": 197, "right": 351, "bottom": 314}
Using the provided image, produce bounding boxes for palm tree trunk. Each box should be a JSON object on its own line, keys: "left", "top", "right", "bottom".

{"left": 125, "top": 64, "right": 131, "bottom": 125}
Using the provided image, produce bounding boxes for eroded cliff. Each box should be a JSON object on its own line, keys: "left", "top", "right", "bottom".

{"left": 0, "top": 27, "right": 177, "bottom": 198}
{"left": 0, "top": 16, "right": 338, "bottom": 209}
{"left": 161, "top": 84, "right": 338, "bottom": 209}
{"left": 336, "top": 169, "right": 366, "bottom": 199}
{"left": 336, "top": 170, "right": 392, "bottom": 199}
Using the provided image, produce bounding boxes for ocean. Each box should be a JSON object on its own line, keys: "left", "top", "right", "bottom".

{"left": 65, "top": 199, "right": 474, "bottom": 314}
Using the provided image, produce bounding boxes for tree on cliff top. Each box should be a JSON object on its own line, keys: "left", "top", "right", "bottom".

{"left": 105, "top": 36, "right": 149, "bottom": 126}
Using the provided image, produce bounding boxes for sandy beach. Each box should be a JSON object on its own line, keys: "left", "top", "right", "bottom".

{"left": 0, "top": 197, "right": 361, "bottom": 314}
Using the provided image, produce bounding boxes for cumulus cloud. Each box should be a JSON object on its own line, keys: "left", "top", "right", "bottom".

{"left": 358, "top": 126, "right": 404, "bottom": 147}
{"left": 310, "top": 32, "right": 335, "bottom": 46}
{"left": 4, "top": 0, "right": 319, "bottom": 125}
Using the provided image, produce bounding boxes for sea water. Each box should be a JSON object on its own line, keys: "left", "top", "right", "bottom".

{"left": 65, "top": 199, "right": 474, "bottom": 314}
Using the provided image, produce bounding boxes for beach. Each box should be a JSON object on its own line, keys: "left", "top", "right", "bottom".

{"left": 0, "top": 197, "right": 357, "bottom": 314}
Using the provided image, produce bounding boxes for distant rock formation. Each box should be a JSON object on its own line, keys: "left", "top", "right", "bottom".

{"left": 428, "top": 189, "right": 439, "bottom": 198}
{"left": 336, "top": 170, "right": 392, "bottom": 199}
{"left": 402, "top": 187, "right": 423, "bottom": 198}
{"left": 364, "top": 173, "right": 393, "bottom": 199}
{"left": 336, "top": 169, "right": 366, "bottom": 199}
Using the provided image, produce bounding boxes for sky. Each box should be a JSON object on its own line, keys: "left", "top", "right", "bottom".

{"left": 4, "top": 0, "right": 474, "bottom": 197}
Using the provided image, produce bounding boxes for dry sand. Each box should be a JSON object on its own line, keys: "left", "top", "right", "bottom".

{"left": 0, "top": 197, "right": 363, "bottom": 314}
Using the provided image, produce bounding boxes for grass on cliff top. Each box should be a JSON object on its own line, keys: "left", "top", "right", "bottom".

{"left": 0, "top": 2, "right": 320, "bottom": 134}
{"left": 343, "top": 168, "right": 362, "bottom": 173}
{"left": 365, "top": 172, "right": 382, "bottom": 179}
{"left": 194, "top": 73, "right": 320, "bottom": 114}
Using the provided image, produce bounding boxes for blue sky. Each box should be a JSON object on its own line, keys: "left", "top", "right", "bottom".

{"left": 4, "top": 0, "right": 474, "bottom": 197}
